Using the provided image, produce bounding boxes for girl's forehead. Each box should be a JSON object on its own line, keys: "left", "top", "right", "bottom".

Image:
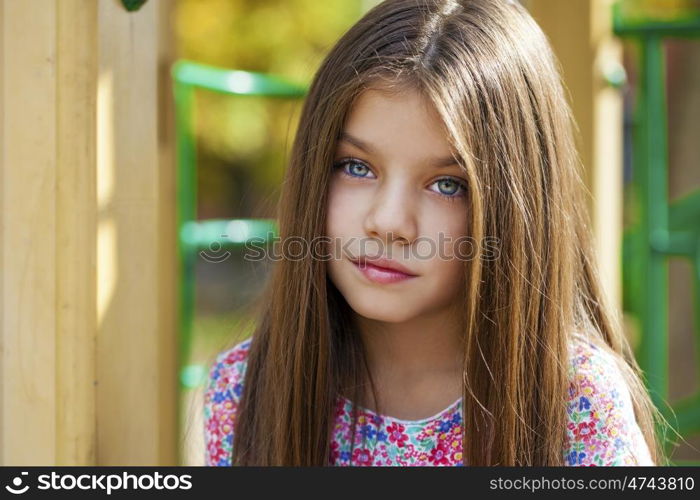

{"left": 341, "top": 87, "right": 457, "bottom": 162}
{"left": 347, "top": 86, "right": 437, "bottom": 122}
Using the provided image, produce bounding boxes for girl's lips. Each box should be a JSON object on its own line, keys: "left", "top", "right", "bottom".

{"left": 350, "top": 259, "right": 417, "bottom": 284}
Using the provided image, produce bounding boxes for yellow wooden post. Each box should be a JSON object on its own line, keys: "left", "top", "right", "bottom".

{"left": 56, "top": 0, "right": 99, "bottom": 466}
{"left": 0, "top": 0, "right": 60, "bottom": 466}
{"left": 156, "top": 0, "right": 179, "bottom": 468}
{"left": 0, "top": 0, "right": 176, "bottom": 465}
{"left": 526, "top": 0, "right": 624, "bottom": 315}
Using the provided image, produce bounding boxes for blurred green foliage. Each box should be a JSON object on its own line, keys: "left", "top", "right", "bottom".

{"left": 175, "top": 0, "right": 379, "bottom": 218}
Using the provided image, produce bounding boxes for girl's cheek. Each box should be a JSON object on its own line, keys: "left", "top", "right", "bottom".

{"left": 328, "top": 184, "right": 365, "bottom": 222}
{"left": 435, "top": 215, "right": 469, "bottom": 261}
{"left": 326, "top": 185, "right": 358, "bottom": 245}
{"left": 325, "top": 180, "right": 343, "bottom": 230}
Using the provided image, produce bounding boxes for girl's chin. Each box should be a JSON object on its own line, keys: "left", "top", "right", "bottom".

{"left": 347, "top": 297, "right": 423, "bottom": 324}
{"left": 356, "top": 311, "right": 418, "bottom": 324}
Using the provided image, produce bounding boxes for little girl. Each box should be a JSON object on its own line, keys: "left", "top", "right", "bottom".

{"left": 204, "top": 0, "right": 667, "bottom": 466}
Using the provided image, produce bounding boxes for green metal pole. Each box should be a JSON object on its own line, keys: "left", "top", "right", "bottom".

{"left": 174, "top": 80, "right": 197, "bottom": 380}
{"left": 635, "top": 36, "right": 670, "bottom": 412}
{"left": 173, "top": 79, "right": 197, "bottom": 466}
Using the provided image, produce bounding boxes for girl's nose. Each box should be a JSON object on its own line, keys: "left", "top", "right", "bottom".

{"left": 363, "top": 182, "right": 418, "bottom": 246}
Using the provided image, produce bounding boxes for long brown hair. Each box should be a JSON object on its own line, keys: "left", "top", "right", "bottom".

{"left": 232, "top": 0, "right": 669, "bottom": 465}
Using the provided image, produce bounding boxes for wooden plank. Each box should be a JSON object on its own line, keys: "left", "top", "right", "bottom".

{"left": 0, "top": 0, "right": 58, "bottom": 465}
{"left": 96, "top": 0, "right": 163, "bottom": 465}
{"left": 156, "top": 0, "right": 178, "bottom": 466}
{"left": 56, "top": 0, "right": 98, "bottom": 465}
{"left": 0, "top": 0, "right": 176, "bottom": 466}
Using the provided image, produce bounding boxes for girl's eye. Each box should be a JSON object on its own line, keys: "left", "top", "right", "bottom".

{"left": 430, "top": 178, "right": 467, "bottom": 199}
{"left": 333, "top": 158, "right": 466, "bottom": 200}
{"left": 333, "top": 158, "right": 376, "bottom": 179}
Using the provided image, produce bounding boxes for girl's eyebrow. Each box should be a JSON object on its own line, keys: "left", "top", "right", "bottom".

{"left": 340, "top": 132, "right": 460, "bottom": 168}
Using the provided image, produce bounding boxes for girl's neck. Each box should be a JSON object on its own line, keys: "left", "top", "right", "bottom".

{"left": 354, "top": 306, "right": 464, "bottom": 387}
{"left": 352, "top": 306, "right": 465, "bottom": 420}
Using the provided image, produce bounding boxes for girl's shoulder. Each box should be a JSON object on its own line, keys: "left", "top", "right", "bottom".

{"left": 567, "top": 331, "right": 620, "bottom": 382}
{"left": 564, "top": 332, "right": 654, "bottom": 466}
{"left": 209, "top": 337, "right": 252, "bottom": 384}
{"left": 203, "top": 337, "right": 252, "bottom": 466}
{"left": 566, "top": 332, "right": 638, "bottom": 399}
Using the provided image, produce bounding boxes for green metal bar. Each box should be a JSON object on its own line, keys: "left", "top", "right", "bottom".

{"left": 172, "top": 60, "right": 306, "bottom": 97}
{"left": 180, "top": 218, "right": 279, "bottom": 249}
{"left": 176, "top": 218, "right": 279, "bottom": 389}
{"left": 172, "top": 77, "right": 196, "bottom": 467}
{"left": 613, "top": 1, "right": 700, "bottom": 37}
{"left": 174, "top": 79, "right": 197, "bottom": 387}
{"left": 669, "top": 189, "right": 700, "bottom": 230}
{"left": 614, "top": 19, "right": 700, "bottom": 37}
{"left": 634, "top": 35, "right": 670, "bottom": 414}
{"left": 649, "top": 230, "right": 696, "bottom": 256}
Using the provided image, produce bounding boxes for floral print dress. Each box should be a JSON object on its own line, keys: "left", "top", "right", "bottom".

{"left": 203, "top": 334, "right": 654, "bottom": 466}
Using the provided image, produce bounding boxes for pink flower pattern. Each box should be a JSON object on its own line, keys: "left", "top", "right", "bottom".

{"left": 203, "top": 334, "right": 654, "bottom": 466}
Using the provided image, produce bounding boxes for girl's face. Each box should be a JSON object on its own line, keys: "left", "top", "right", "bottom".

{"left": 326, "top": 86, "right": 469, "bottom": 324}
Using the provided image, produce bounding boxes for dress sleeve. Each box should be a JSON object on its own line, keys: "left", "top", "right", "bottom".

{"left": 564, "top": 338, "right": 654, "bottom": 466}
{"left": 203, "top": 337, "right": 251, "bottom": 466}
